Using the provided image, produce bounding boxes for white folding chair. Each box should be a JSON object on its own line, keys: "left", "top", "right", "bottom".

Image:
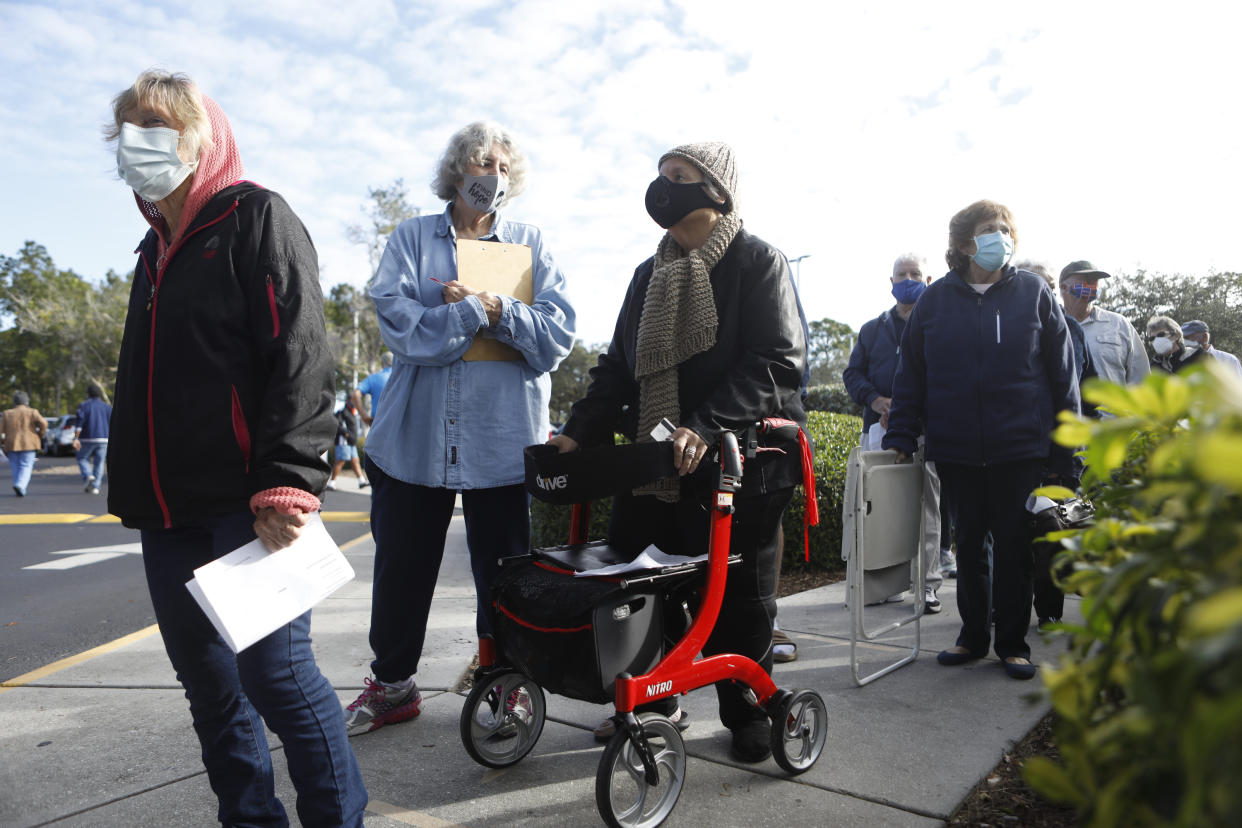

{"left": 841, "top": 447, "right": 926, "bottom": 686}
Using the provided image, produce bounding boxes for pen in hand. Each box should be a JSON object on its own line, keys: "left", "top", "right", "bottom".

{"left": 428, "top": 276, "right": 448, "bottom": 285}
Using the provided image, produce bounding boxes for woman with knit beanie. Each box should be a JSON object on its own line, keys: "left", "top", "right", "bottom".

{"left": 550, "top": 141, "right": 808, "bottom": 763}
{"left": 106, "top": 70, "right": 365, "bottom": 825}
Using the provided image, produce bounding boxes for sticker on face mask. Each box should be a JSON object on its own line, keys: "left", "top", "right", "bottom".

{"left": 1068, "top": 283, "right": 1098, "bottom": 300}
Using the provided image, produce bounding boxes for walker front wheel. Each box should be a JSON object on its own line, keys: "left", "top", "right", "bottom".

{"left": 596, "top": 713, "right": 687, "bottom": 828}
{"left": 769, "top": 688, "right": 828, "bottom": 775}
{"left": 459, "top": 670, "right": 545, "bottom": 768}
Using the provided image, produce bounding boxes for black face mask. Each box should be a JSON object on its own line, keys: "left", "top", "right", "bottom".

{"left": 644, "top": 176, "right": 720, "bottom": 229}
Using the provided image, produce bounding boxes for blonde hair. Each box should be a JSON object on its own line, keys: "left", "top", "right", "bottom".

{"left": 105, "top": 69, "right": 213, "bottom": 161}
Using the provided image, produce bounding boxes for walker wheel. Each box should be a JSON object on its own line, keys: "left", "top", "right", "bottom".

{"left": 459, "top": 669, "right": 545, "bottom": 768}
{"left": 769, "top": 688, "right": 828, "bottom": 775}
{"left": 596, "top": 712, "right": 686, "bottom": 828}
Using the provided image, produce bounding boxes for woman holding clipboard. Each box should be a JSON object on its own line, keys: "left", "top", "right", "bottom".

{"left": 344, "top": 122, "right": 576, "bottom": 735}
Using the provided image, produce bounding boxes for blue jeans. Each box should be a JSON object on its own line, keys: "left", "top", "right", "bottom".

{"left": 7, "top": 449, "right": 35, "bottom": 494}
{"left": 141, "top": 512, "right": 366, "bottom": 828}
{"left": 365, "top": 456, "right": 530, "bottom": 682}
{"left": 76, "top": 441, "right": 107, "bottom": 484}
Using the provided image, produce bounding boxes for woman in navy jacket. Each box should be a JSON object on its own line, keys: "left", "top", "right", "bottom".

{"left": 882, "top": 200, "right": 1080, "bottom": 680}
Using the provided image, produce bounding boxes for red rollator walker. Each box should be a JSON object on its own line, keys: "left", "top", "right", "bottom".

{"left": 459, "top": 421, "right": 828, "bottom": 828}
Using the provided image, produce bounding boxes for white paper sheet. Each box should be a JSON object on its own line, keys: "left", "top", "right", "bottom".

{"left": 572, "top": 544, "right": 707, "bottom": 578}
{"left": 185, "top": 514, "right": 354, "bottom": 653}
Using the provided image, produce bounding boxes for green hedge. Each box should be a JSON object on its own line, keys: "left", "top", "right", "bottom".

{"left": 1022, "top": 365, "right": 1242, "bottom": 827}
{"left": 529, "top": 409, "right": 863, "bottom": 572}
{"left": 779, "top": 410, "right": 861, "bottom": 573}
{"left": 804, "top": 382, "right": 861, "bottom": 417}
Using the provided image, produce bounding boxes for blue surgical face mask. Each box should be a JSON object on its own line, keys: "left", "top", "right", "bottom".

{"left": 972, "top": 231, "right": 1014, "bottom": 273}
{"left": 891, "top": 279, "right": 926, "bottom": 305}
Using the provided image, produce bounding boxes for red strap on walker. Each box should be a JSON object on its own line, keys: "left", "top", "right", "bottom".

{"left": 797, "top": 428, "right": 819, "bottom": 561}
{"left": 758, "top": 418, "right": 819, "bottom": 561}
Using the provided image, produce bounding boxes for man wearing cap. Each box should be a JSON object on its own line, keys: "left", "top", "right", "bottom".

{"left": 1181, "top": 320, "right": 1242, "bottom": 378}
{"left": 1058, "top": 261, "right": 1149, "bottom": 387}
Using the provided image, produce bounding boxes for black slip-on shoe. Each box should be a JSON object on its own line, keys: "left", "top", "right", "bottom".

{"left": 936, "top": 648, "right": 982, "bottom": 666}
{"left": 1003, "top": 658, "right": 1037, "bottom": 680}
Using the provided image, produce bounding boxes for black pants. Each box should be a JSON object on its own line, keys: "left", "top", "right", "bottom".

{"left": 366, "top": 457, "right": 530, "bottom": 683}
{"left": 937, "top": 460, "right": 1043, "bottom": 660}
{"left": 609, "top": 485, "right": 793, "bottom": 730}
{"left": 1032, "top": 542, "right": 1066, "bottom": 620}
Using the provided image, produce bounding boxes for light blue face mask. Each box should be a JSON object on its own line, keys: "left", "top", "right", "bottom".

{"left": 116, "top": 123, "right": 197, "bottom": 202}
{"left": 972, "top": 231, "right": 1014, "bottom": 273}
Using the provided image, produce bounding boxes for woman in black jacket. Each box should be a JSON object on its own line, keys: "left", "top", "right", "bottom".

{"left": 106, "top": 70, "right": 364, "bottom": 826}
{"left": 883, "top": 200, "right": 1080, "bottom": 681}
{"left": 549, "top": 142, "right": 807, "bottom": 762}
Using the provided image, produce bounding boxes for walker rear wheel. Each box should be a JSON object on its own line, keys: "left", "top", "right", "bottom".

{"left": 769, "top": 688, "right": 828, "bottom": 775}
{"left": 460, "top": 670, "right": 545, "bottom": 768}
{"left": 596, "top": 713, "right": 687, "bottom": 828}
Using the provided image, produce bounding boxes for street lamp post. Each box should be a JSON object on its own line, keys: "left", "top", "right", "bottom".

{"left": 788, "top": 254, "right": 810, "bottom": 290}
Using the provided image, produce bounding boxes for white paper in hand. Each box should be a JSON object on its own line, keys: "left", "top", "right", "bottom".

{"left": 185, "top": 513, "right": 354, "bottom": 653}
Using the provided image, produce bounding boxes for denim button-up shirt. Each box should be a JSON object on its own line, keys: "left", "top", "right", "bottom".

{"left": 365, "top": 204, "right": 575, "bottom": 489}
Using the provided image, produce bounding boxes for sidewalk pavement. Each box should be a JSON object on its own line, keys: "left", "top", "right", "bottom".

{"left": 0, "top": 479, "right": 1076, "bottom": 827}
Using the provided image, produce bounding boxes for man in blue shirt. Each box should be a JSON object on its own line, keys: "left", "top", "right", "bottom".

{"left": 74, "top": 384, "right": 112, "bottom": 494}
{"left": 356, "top": 352, "right": 392, "bottom": 426}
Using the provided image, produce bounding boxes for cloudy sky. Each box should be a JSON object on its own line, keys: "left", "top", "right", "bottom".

{"left": 1, "top": 0, "right": 1237, "bottom": 346}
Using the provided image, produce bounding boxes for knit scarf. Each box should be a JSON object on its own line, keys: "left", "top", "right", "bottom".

{"left": 633, "top": 210, "right": 742, "bottom": 500}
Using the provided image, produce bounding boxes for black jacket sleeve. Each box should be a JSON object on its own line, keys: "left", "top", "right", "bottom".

{"left": 560, "top": 265, "right": 644, "bottom": 447}
{"left": 882, "top": 306, "right": 926, "bottom": 457}
{"left": 245, "top": 195, "right": 336, "bottom": 495}
{"left": 679, "top": 242, "right": 806, "bottom": 440}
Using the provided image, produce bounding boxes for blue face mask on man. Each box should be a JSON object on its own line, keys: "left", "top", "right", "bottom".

{"left": 972, "top": 231, "right": 1014, "bottom": 273}
{"left": 891, "top": 279, "right": 926, "bottom": 304}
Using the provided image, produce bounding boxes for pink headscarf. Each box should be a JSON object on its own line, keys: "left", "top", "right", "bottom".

{"left": 134, "top": 94, "right": 245, "bottom": 246}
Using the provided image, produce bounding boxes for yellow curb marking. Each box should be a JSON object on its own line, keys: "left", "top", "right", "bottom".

{"left": 87, "top": 514, "right": 122, "bottom": 523}
{"left": 1, "top": 528, "right": 372, "bottom": 695}
{"left": 0, "top": 513, "right": 96, "bottom": 525}
{"left": 321, "top": 511, "right": 371, "bottom": 523}
{"left": 366, "top": 800, "right": 466, "bottom": 827}
{"left": 0, "top": 624, "right": 161, "bottom": 695}
{"left": 339, "top": 531, "right": 373, "bottom": 551}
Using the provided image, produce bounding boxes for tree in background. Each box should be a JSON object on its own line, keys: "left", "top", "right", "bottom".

{"left": 328, "top": 180, "right": 422, "bottom": 390}
{"left": 548, "top": 341, "right": 604, "bottom": 426}
{"left": 806, "top": 317, "right": 855, "bottom": 386}
{"left": 323, "top": 282, "right": 384, "bottom": 394}
{"left": 802, "top": 317, "right": 860, "bottom": 415}
{"left": 1102, "top": 270, "right": 1242, "bottom": 356}
{"left": 0, "top": 242, "right": 129, "bottom": 412}
{"left": 344, "top": 178, "right": 420, "bottom": 280}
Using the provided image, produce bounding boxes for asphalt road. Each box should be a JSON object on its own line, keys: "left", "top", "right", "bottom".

{"left": 0, "top": 454, "right": 372, "bottom": 683}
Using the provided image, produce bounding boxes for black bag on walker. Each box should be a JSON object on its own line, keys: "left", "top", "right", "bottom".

{"left": 492, "top": 553, "right": 664, "bottom": 704}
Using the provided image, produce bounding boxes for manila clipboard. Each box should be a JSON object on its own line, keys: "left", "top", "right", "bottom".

{"left": 457, "top": 239, "right": 534, "bottom": 361}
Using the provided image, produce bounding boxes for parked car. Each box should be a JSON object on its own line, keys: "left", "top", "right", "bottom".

{"left": 44, "top": 414, "right": 79, "bottom": 456}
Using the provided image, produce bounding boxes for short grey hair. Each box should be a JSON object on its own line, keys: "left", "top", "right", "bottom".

{"left": 892, "top": 253, "right": 926, "bottom": 277}
{"left": 431, "top": 122, "right": 528, "bottom": 204}
{"left": 380, "top": 352, "right": 393, "bottom": 368}
{"left": 1013, "top": 259, "right": 1054, "bottom": 289}
{"left": 105, "top": 69, "right": 213, "bottom": 162}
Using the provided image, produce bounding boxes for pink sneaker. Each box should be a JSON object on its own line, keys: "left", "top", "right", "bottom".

{"left": 343, "top": 677, "right": 421, "bottom": 736}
